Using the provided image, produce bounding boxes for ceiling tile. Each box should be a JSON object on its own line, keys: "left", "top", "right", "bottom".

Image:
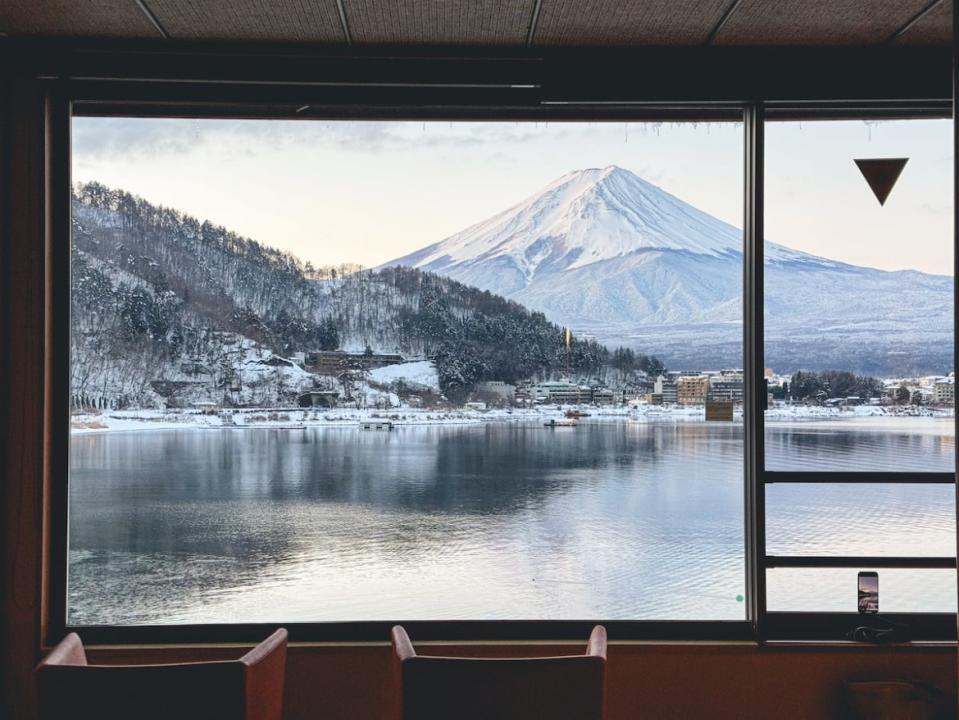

{"left": 148, "top": 0, "right": 345, "bottom": 42}
{"left": 714, "top": 0, "right": 934, "bottom": 45}
{"left": 347, "top": 0, "right": 535, "bottom": 45}
{"left": 0, "top": 0, "right": 160, "bottom": 37}
{"left": 1, "top": 0, "right": 949, "bottom": 48}
{"left": 533, "top": 0, "right": 733, "bottom": 46}
{"left": 892, "top": 0, "right": 951, "bottom": 45}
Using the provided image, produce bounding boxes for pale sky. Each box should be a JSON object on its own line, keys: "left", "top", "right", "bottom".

{"left": 72, "top": 117, "right": 952, "bottom": 275}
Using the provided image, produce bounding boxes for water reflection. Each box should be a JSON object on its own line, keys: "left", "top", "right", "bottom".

{"left": 765, "top": 416, "right": 954, "bottom": 472}
{"left": 68, "top": 418, "right": 953, "bottom": 625}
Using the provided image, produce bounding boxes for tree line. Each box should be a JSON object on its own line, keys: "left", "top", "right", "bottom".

{"left": 769, "top": 370, "right": 885, "bottom": 403}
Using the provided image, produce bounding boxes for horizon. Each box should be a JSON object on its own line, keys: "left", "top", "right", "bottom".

{"left": 72, "top": 117, "right": 952, "bottom": 276}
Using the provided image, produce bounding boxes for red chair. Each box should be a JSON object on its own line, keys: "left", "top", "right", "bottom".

{"left": 35, "top": 628, "right": 287, "bottom": 720}
{"left": 392, "top": 625, "right": 607, "bottom": 720}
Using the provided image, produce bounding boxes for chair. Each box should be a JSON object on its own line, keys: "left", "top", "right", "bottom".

{"left": 391, "top": 625, "right": 607, "bottom": 720}
{"left": 35, "top": 628, "right": 287, "bottom": 720}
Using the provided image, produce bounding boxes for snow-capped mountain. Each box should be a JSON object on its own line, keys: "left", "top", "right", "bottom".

{"left": 384, "top": 166, "right": 953, "bottom": 374}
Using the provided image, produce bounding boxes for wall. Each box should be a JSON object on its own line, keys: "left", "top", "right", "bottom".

{"left": 79, "top": 641, "right": 956, "bottom": 720}
{"left": 1, "top": 43, "right": 957, "bottom": 720}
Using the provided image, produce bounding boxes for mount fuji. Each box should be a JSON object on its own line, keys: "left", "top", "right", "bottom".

{"left": 383, "top": 166, "right": 952, "bottom": 375}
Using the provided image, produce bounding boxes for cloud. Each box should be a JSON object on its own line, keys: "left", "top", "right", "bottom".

{"left": 73, "top": 117, "right": 199, "bottom": 158}
{"left": 72, "top": 117, "right": 739, "bottom": 166}
{"left": 72, "top": 117, "right": 573, "bottom": 162}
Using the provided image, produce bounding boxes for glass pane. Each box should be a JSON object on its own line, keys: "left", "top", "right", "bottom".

{"left": 767, "top": 568, "right": 956, "bottom": 614}
{"left": 767, "top": 483, "right": 955, "bottom": 557}
{"left": 69, "top": 118, "right": 745, "bottom": 624}
{"left": 764, "top": 119, "right": 954, "bottom": 472}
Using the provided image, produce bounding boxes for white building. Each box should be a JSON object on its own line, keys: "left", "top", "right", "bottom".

{"left": 933, "top": 377, "right": 955, "bottom": 405}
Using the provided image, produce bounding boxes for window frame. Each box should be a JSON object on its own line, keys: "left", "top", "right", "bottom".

{"left": 35, "top": 45, "right": 956, "bottom": 645}
{"left": 758, "top": 109, "right": 957, "bottom": 641}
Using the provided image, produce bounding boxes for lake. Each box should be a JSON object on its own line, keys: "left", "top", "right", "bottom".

{"left": 67, "top": 416, "right": 956, "bottom": 625}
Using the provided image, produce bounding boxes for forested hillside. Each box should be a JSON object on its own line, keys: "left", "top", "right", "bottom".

{"left": 71, "top": 183, "right": 661, "bottom": 408}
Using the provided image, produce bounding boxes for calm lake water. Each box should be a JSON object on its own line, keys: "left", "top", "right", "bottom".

{"left": 67, "top": 417, "right": 956, "bottom": 625}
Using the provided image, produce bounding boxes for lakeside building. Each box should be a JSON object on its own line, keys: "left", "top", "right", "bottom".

{"left": 708, "top": 370, "right": 744, "bottom": 403}
{"left": 531, "top": 382, "right": 584, "bottom": 404}
{"left": 307, "top": 350, "right": 405, "bottom": 375}
{"left": 654, "top": 376, "right": 678, "bottom": 404}
{"left": 591, "top": 388, "right": 615, "bottom": 405}
{"left": 527, "top": 381, "right": 617, "bottom": 405}
{"left": 677, "top": 375, "right": 710, "bottom": 405}
{"left": 824, "top": 396, "right": 864, "bottom": 408}
{"left": 933, "top": 377, "right": 955, "bottom": 405}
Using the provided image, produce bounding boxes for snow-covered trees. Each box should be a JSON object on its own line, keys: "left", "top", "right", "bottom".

{"left": 788, "top": 370, "right": 884, "bottom": 403}
{"left": 70, "top": 182, "right": 664, "bottom": 407}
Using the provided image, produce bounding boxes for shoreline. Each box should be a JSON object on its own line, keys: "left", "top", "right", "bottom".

{"left": 70, "top": 403, "right": 955, "bottom": 435}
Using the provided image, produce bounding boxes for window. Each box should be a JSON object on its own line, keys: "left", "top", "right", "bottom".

{"left": 762, "top": 118, "right": 955, "bottom": 623}
{"left": 53, "top": 104, "right": 954, "bottom": 642}
{"left": 67, "top": 117, "right": 747, "bottom": 627}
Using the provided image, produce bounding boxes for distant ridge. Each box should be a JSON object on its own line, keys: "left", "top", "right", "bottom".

{"left": 383, "top": 166, "right": 953, "bottom": 375}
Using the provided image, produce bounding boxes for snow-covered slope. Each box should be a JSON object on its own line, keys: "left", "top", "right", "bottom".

{"left": 384, "top": 166, "right": 953, "bottom": 374}
{"left": 368, "top": 360, "right": 440, "bottom": 391}
{"left": 389, "top": 165, "right": 814, "bottom": 282}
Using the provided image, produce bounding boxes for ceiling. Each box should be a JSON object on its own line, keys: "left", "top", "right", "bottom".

{"left": 0, "top": 0, "right": 951, "bottom": 47}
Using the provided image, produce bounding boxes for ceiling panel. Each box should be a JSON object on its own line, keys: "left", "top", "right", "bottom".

{"left": 148, "top": 0, "right": 345, "bottom": 42}
{"left": 346, "top": 0, "right": 535, "bottom": 45}
{"left": 893, "top": 0, "right": 951, "bottom": 45}
{"left": 714, "top": 0, "right": 934, "bottom": 45}
{"left": 533, "top": 0, "right": 732, "bottom": 46}
{"left": 0, "top": 0, "right": 160, "bottom": 38}
{"left": 0, "top": 0, "right": 951, "bottom": 47}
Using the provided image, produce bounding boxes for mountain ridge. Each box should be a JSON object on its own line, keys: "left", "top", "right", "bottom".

{"left": 382, "top": 165, "right": 953, "bottom": 375}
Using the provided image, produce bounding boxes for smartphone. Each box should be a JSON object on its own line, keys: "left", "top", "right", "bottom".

{"left": 858, "top": 571, "right": 879, "bottom": 614}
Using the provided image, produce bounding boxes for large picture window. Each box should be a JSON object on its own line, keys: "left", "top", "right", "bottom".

{"left": 67, "top": 117, "right": 747, "bottom": 625}
{"left": 57, "top": 107, "right": 955, "bottom": 640}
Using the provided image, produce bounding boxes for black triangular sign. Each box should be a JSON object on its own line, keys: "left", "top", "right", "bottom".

{"left": 854, "top": 158, "right": 908, "bottom": 206}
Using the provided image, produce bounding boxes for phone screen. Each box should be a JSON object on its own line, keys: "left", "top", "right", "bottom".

{"left": 858, "top": 572, "right": 879, "bottom": 614}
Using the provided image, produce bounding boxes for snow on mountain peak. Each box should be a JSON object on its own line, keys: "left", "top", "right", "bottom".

{"left": 385, "top": 165, "right": 751, "bottom": 281}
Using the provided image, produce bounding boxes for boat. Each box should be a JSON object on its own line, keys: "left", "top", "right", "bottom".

{"left": 359, "top": 420, "right": 394, "bottom": 431}
{"left": 544, "top": 418, "right": 578, "bottom": 428}
{"left": 565, "top": 409, "right": 591, "bottom": 419}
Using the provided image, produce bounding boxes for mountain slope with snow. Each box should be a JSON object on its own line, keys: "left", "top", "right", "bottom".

{"left": 384, "top": 166, "right": 952, "bottom": 374}
{"left": 71, "top": 183, "right": 648, "bottom": 408}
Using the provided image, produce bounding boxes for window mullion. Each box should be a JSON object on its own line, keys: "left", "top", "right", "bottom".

{"left": 744, "top": 102, "right": 766, "bottom": 640}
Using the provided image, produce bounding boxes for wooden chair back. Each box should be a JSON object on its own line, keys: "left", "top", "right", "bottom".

{"left": 35, "top": 628, "right": 288, "bottom": 720}
{"left": 392, "top": 625, "right": 607, "bottom": 720}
